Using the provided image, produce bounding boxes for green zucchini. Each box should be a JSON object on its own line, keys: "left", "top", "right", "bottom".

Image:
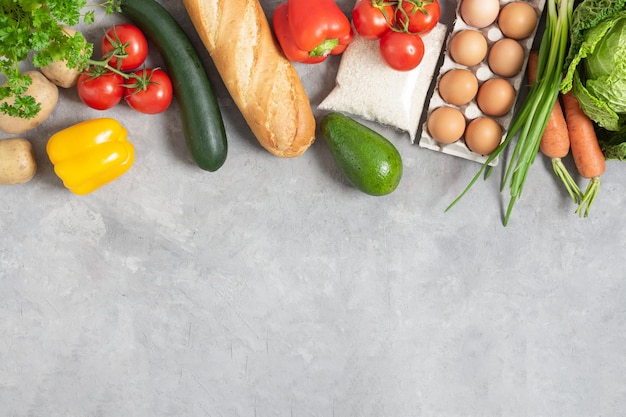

{"left": 119, "top": 0, "right": 227, "bottom": 172}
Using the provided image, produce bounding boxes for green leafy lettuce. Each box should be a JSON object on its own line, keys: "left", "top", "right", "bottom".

{"left": 561, "top": 0, "right": 626, "bottom": 159}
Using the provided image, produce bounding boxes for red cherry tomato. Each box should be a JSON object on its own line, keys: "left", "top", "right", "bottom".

{"left": 396, "top": 0, "right": 441, "bottom": 35}
{"left": 101, "top": 24, "right": 149, "bottom": 71}
{"left": 379, "top": 31, "right": 425, "bottom": 71}
{"left": 124, "top": 68, "right": 173, "bottom": 115}
{"left": 352, "top": 0, "right": 395, "bottom": 40}
{"left": 77, "top": 70, "right": 125, "bottom": 110}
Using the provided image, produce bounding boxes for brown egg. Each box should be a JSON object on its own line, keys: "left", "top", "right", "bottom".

{"left": 449, "top": 30, "right": 488, "bottom": 67}
{"left": 488, "top": 38, "right": 525, "bottom": 78}
{"left": 438, "top": 69, "right": 479, "bottom": 106}
{"left": 461, "top": 0, "right": 500, "bottom": 29}
{"left": 465, "top": 117, "right": 502, "bottom": 155}
{"left": 476, "top": 78, "right": 516, "bottom": 117}
{"left": 498, "top": 2, "right": 538, "bottom": 40}
{"left": 427, "top": 107, "right": 466, "bottom": 144}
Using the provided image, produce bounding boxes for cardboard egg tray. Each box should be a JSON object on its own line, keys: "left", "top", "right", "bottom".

{"left": 418, "top": 0, "right": 547, "bottom": 166}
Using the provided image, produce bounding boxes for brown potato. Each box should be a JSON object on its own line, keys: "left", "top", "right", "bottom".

{"left": 40, "top": 26, "right": 85, "bottom": 88}
{"left": 0, "top": 70, "right": 59, "bottom": 135}
{"left": 0, "top": 138, "right": 37, "bottom": 185}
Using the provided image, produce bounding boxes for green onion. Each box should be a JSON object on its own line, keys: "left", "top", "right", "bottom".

{"left": 446, "top": 0, "right": 575, "bottom": 225}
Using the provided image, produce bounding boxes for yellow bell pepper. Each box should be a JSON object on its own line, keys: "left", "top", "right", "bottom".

{"left": 46, "top": 118, "right": 134, "bottom": 195}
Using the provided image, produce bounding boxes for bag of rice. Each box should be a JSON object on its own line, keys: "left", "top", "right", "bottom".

{"left": 319, "top": 23, "right": 448, "bottom": 141}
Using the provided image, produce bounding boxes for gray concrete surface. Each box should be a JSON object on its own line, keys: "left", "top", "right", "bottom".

{"left": 2, "top": 1, "right": 626, "bottom": 416}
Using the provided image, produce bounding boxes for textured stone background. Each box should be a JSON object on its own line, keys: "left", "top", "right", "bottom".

{"left": 2, "top": 1, "right": 625, "bottom": 416}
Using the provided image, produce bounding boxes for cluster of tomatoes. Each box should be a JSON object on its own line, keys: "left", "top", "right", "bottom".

{"left": 77, "top": 24, "right": 173, "bottom": 115}
{"left": 352, "top": 0, "right": 441, "bottom": 71}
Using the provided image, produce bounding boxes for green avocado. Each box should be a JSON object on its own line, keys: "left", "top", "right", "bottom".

{"left": 320, "top": 112, "right": 403, "bottom": 196}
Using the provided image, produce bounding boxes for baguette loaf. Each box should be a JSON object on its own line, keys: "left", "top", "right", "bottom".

{"left": 182, "top": 0, "right": 316, "bottom": 157}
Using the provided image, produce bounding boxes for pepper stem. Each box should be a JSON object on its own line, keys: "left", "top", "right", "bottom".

{"left": 309, "top": 39, "right": 339, "bottom": 58}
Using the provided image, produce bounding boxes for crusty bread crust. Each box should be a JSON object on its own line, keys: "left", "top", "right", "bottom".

{"left": 182, "top": 0, "right": 316, "bottom": 157}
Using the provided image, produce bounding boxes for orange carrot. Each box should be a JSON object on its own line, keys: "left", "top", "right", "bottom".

{"left": 539, "top": 100, "right": 570, "bottom": 158}
{"left": 527, "top": 51, "right": 582, "bottom": 203}
{"left": 561, "top": 90, "right": 606, "bottom": 217}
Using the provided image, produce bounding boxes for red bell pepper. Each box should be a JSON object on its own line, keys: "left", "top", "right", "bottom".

{"left": 272, "top": 0, "right": 353, "bottom": 64}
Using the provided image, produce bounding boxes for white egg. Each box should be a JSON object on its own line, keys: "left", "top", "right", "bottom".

{"left": 461, "top": 0, "right": 501, "bottom": 29}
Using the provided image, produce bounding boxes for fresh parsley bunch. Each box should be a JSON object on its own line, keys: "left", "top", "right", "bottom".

{"left": 0, "top": 0, "right": 117, "bottom": 119}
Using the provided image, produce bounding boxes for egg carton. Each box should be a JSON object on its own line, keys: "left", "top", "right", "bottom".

{"left": 418, "top": 0, "right": 546, "bottom": 166}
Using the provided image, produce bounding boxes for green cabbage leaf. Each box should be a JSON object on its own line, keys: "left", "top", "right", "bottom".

{"left": 561, "top": 1, "right": 626, "bottom": 159}
{"left": 564, "top": 0, "right": 626, "bottom": 69}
